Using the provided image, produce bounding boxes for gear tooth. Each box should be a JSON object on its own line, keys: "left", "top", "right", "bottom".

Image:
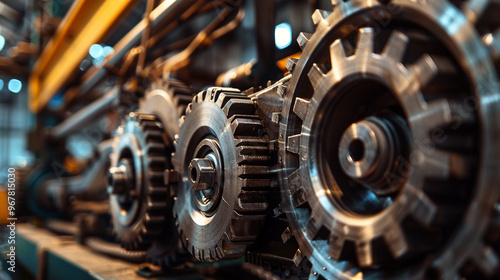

{"left": 292, "top": 187, "right": 307, "bottom": 208}
{"left": 236, "top": 192, "right": 268, "bottom": 212}
{"left": 297, "top": 32, "right": 312, "bottom": 49}
{"left": 185, "top": 102, "right": 193, "bottom": 115}
{"left": 237, "top": 154, "right": 268, "bottom": 166}
{"left": 410, "top": 54, "right": 438, "bottom": 88}
{"left": 179, "top": 115, "right": 185, "bottom": 126}
{"left": 286, "top": 134, "right": 301, "bottom": 154}
{"left": 277, "top": 83, "right": 288, "bottom": 97}
{"left": 201, "top": 249, "right": 207, "bottom": 262}
{"left": 355, "top": 240, "right": 373, "bottom": 267}
{"left": 407, "top": 188, "right": 437, "bottom": 226}
{"left": 293, "top": 97, "right": 310, "bottom": 121}
{"left": 209, "top": 248, "right": 216, "bottom": 260}
{"left": 143, "top": 130, "right": 163, "bottom": 141}
{"left": 190, "top": 245, "right": 196, "bottom": 258}
{"left": 306, "top": 213, "right": 322, "bottom": 240}
{"left": 330, "top": 39, "right": 346, "bottom": 65}
{"left": 147, "top": 143, "right": 165, "bottom": 154}
{"left": 144, "top": 213, "right": 163, "bottom": 224}
{"left": 215, "top": 245, "right": 224, "bottom": 260}
{"left": 382, "top": 30, "right": 409, "bottom": 62}
{"left": 355, "top": 27, "right": 374, "bottom": 57}
{"left": 293, "top": 249, "right": 305, "bottom": 267}
{"left": 281, "top": 227, "right": 293, "bottom": 243}
{"left": 329, "top": 232, "right": 345, "bottom": 260}
{"left": 215, "top": 90, "right": 245, "bottom": 108}
{"left": 308, "top": 63, "right": 326, "bottom": 90}
{"left": 383, "top": 223, "right": 408, "bottom": 259}
{"left": 421, "top": 150, "right": 451, "bottom": 180}
{"left": 286, "top": 58, "right": 298, "bottom": 72}
{"left": 137, "top": 114, "right": 156, "bottom": 122}
{"left": 148, "top": 156, "right": 166, "bottom": 167}
{"left": 287, "top": 168, "right": 302, "bottom": 194}
{"left": 222, "top": 99, "right": 255, "bottom": 118}
{"left": 471, "top": 244, "right": 499, "bottom": 276}
{"left": 424, "top": 99, "right": 452, "bottom": 128}
{"left": 147, "top": 198, "right": 168, "bottom": 210}
{"left": 230, "top": 118, "right": 263, "bottom": 136}
{"left": 312, "top": 9, "right": 332, "bottom": 27}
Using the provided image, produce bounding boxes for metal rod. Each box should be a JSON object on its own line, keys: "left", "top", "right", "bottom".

{"left": 51, "top": 87, "right": 119, "bottom": 139}
{"left": 79, "top": 0, "right": 199, "bottom": 97}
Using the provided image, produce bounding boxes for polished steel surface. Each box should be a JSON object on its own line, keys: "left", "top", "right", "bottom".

{"left": 279, "top": 0, "right": 500, "bottom": 278}
{"left": 173, "top": 87, "right": 270, "bottom": 262}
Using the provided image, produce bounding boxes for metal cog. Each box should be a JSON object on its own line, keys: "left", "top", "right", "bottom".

{"left": 109, "top": 112, "right": 169, "bottom": 251}
{"left": 279, "top": 0, "right": 500, "bottom": 279}
{"left": 173, "top": 87, "right": 271, "bottom": 262}
{"left": 139, "top": 79, "right": 193, "bottom": 141}
{"left": 138, "top": 79, "right": 195, "bottom": 268}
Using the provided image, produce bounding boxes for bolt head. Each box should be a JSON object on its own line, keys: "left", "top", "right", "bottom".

{"left": 189, "top": 158, "right": 215, "bottom": 190}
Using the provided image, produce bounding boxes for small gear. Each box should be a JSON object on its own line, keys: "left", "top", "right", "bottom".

{"left": 173, "top": 87, "right": 271, "bottom": 262}
{"left": 109, "top": 112, "right": 169, "bottom": 251}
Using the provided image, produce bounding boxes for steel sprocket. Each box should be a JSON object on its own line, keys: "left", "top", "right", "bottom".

{"left": 279, "top": 0, "right": 500, "bottom": 279}
{"left": 173, "top": 87, "right": 271, "bottom": 262}
{"left": 139, "top": 79, "right": 195, "bottom": 267}
{"left": 109, "top": 112, "right": 169, "bottom": 251}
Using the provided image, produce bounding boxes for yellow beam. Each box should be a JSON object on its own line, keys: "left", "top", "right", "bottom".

{"left": 29, "top": 0, "right": 140, "bottom": 113}
{"left": 0, "top": 187, "right": 8, "bottom": 225}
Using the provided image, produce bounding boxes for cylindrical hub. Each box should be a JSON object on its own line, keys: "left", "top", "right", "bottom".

{"left": 338, "top": 115, "right": 407, "bottom": 195}
{"left": 189, "top": 158, "right": 216, "bottom": 191}
{"left": 108, "top": 159, "right": 134, "bottom": 195}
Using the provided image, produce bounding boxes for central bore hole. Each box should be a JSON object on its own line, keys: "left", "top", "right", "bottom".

{"left": 190, "top": 167, "right": 198, "bottom": 182}
{"left": 349, "top": 139, "right": 365, "bottom": 162}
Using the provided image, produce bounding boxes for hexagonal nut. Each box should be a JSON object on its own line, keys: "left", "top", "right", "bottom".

{"left": 189, "top": 158, "right": 215, "bottom": 190}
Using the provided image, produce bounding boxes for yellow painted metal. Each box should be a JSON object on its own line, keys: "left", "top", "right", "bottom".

{"left": 29, "top": 0, "right": 140, "bottom": 112}
{"left": 0, "top": 187, "right": 7, "bottom": 225}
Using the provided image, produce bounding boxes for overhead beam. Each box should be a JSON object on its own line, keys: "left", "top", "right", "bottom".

{"left": 28, "top": 0, "right": 141, "bottom": 112}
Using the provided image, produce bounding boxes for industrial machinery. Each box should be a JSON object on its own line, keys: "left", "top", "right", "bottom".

{"left": 2, "top": 0, "right": 500, "bottom": 279}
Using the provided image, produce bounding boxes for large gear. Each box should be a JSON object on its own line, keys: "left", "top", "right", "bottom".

{"left": 109, "top": 112, "right": 169, "bottom": 251}
{"left": 173, "top": 87, "right": 271, "bottom": 262}
{"left": 279, "top": 0, "right": 500, "bottom": 279}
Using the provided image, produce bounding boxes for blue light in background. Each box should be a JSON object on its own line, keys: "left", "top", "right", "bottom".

{"left": 275, "top": 22, "right": 292, "bottom": 50}
{"left": 0, "top": 79, "right": 4, "bottom": 91}
{"left": 102, "top": 46, "right": 114, "bottom": 57}
{"left": 89, "top": 44, "right": 103, "bottom": 59}
{"left": 8, "top": 79, "right": 22, "bottom": 93}
{"left": 0, "top": 35, "right": 5, "bottom": 52}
